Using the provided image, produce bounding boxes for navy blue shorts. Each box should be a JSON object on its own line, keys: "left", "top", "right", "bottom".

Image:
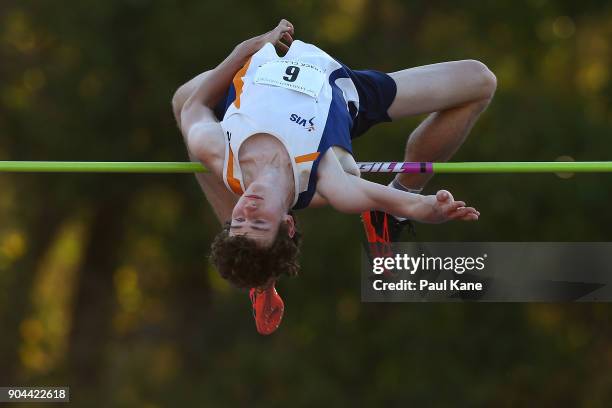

{"left": 213, "top": 65, "right": 398, "bottom": 139}
{"left": 340, "top": 67, "right": 398, "bottom": 139}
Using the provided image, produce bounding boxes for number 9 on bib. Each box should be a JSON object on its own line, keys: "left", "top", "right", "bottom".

{"left": 254, "top": 60, "right": 326, "bottom": 98}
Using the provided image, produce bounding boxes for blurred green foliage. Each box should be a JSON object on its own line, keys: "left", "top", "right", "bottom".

{"left": 1, "top": 0, "right": 612, "bottom": 406}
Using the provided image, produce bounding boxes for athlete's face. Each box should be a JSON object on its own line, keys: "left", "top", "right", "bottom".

{"left": 229, "top": 182, "right": 295, "bottom": 246}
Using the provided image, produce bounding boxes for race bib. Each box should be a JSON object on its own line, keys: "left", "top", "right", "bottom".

{"left": 254, "top": 60, "right": 325, "bottom": 98}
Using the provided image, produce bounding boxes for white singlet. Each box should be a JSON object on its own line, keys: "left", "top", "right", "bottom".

{"left": 219, "top": 40, "right": 361, "bottom": 209}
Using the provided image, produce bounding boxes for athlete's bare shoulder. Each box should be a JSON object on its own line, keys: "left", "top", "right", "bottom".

{"left": 317, "top": 148, "right": 360, "bottom": 182}
{"left": 310, "top": 148, "right": 362, "bottom": 208}
{"left": 314, "top": 149, "right": 346, "bottom": 191}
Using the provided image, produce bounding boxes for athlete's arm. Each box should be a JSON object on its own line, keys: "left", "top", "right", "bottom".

{"left": 171, "top": 20, "right": 295, "bottom": 222}
{"left": 176, "top": 19, "right": 295, "bottom": 135}
{"left": 186, "top": 148, "right": 238, "bottom": 223}
{"left": 316, "top": 150, "right": 479, "bottom": 223}
{"left": 174, "top": 76, "right": 237, "bottom": 223}
{"left": 175, "top": 19, "right": 295, "bottom": 189}
{"left": 172, "top": 19, "right": 294, "bottom": 120}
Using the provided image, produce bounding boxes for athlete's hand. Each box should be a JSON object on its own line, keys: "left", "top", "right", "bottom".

{"left": 259, "top": 19, "right": 294, "bottom": 54}
{"left": 417, "top": 190, "right": 480, "bottom": 224}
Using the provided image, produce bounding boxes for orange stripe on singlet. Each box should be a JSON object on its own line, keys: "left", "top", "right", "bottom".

{"left": 226, "top": 59, "right": 251, "bottom": 194}
{"left": 226, "top": 147, "right": 244, "bottom": 195}
{"left": 294, "top": 152, "right": 320, "bottom": 163}
{"left": 232, "top": 57, "right": 252, "bottom": 109}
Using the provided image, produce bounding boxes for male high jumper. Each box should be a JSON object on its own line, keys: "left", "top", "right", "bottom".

{"left": 172, "top": 19, "right": 495, "bottom": 334}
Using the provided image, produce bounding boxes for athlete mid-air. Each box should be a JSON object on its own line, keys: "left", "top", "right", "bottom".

{"left": 172, "top": 19, "right": 495, "bottom": 334}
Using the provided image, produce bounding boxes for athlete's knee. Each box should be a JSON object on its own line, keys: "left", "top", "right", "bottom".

{"left": 461, "top": 59, "right": 497, "bottom": 100}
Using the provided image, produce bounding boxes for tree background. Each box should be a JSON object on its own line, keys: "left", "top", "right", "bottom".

{"left": 1, "top": 0, "right": 612, "bottom": 406}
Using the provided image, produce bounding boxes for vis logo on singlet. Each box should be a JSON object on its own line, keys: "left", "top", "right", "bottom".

{"left": 289, "top": 114, "right": 315, "bottom": 132}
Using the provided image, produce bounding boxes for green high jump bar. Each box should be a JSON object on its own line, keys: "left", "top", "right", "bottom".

{"left": 0, "top": 161, "right": 611, "bottom": 173}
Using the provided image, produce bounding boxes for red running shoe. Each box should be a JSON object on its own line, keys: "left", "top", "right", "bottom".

{"left": 361, "top": 210, "right": 415, "bottom": 277}
{"left": 249, "top": 281, "right": 284, "bottom": 335}
{"left": 361, "top": 210, "right": 413, "bottom": 244}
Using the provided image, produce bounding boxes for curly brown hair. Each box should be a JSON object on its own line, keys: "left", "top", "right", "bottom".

{"left": 209, "top": 215, "right": 301, "bottom": 289}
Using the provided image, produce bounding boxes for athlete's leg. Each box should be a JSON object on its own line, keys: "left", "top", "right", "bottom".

{"left": 387, "top": 60, "right": 497, "bottom": 191}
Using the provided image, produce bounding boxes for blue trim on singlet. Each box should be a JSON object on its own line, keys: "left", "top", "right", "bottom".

{"left": 213, "top": 85, "right": 236, "bottom": 121}
{"left": 292, "top": 66, "right": 354, "bottom": 210}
